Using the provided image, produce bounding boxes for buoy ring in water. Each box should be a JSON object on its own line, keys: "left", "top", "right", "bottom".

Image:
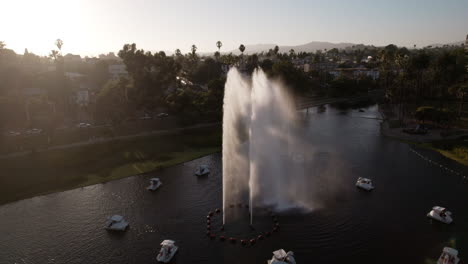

{"left": 205, "top": 204, "right": 279, "bottom": 246}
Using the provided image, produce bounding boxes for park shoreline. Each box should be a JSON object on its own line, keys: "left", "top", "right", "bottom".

{"left": 379, "top": 104, "right": 468, "bottom": 166}
{"left": 0, "top": 125, "right": 222, "bottom": 206}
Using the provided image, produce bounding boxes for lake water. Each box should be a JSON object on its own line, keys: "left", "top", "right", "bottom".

{"left": 1, "top": 105, "right": 467, "bottom": 264}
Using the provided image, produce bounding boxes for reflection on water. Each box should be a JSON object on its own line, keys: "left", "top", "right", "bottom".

{"left": 1, "top": 105, "right": 467, "bottom": 264}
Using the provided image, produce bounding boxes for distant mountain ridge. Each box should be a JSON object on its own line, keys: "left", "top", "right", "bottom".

{"left": 224, "top": 40, "right": 464, "bottom": 55}
{"left": 227, "top": 41, "right": 363, "bottom": 54}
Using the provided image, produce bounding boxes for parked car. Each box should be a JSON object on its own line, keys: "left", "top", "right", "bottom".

{"left": 4, "top": 131, "right": 21, "bottom": 136}
{"left": 76, "top": 123, "right": 92, "bottom": 128}
{"left": 26, "top": 128, "right": 42, "bottom": 135}
{"left": 402, "top": 124, "right": 428, "bottom": 135}
{"left": 139, "top": 115, "right": 152, "bottom": 120}
{"left": 157, "top": 113, "right": 169, "bottom": 118}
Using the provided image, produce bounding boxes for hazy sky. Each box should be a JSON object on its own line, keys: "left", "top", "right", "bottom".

{"left": 1, "top": 0, "right": 467, "bottom": 56}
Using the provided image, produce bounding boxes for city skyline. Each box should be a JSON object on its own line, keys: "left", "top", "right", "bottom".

{"left": 1, "top": 0, "right": 467, "bottom": 56}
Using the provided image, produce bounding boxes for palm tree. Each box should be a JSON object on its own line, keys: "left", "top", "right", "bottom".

{"left": 55, "top": 39, "right": 63, "bottom": 54}
{"left": 214, "top": 51, "right": 220, "bottom": 60}
{"left": 239, "top": 44, "right": 245, "bottom": 55}
{"left": 216, "top": 41, "right": 222, "bottom": 52}
{"left": 191, "top": 45, "right": 197, "bottom": 56}
{"left": 174, "top": 49, "right": 182, "bottom": 56}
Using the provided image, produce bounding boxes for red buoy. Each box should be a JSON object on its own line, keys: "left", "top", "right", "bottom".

{"left": 207, "top": 219, "right": 211, "bottom": 224}
{"left": 206, "top": 215, "right": 210, "bottom": 219}
{"left": 258, "top": 235, "right": 264, "bottom": 240}
{"left": 250, "top": 239, "right": 256, "bottom": 245}
{"left": 241, "top": 239, "right": 247, "bottom": 245}
{"left": 208, "top": 211, "right": 214, "bottom": 217}
{"left": 215, "top": 208, "right": 221, "bottom": 213}
{"left": 229, "top": 237, "right": 236, "bottom": 243}
{"left": 207, "top": 225, "right": 211, "bottom": 230}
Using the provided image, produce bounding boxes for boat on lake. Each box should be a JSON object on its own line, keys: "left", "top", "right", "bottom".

{"left": 157, "top": 240, "right": 178, "bottom": 263}
{"left": 105, "top": 215, "right": 129, "bottom": 231}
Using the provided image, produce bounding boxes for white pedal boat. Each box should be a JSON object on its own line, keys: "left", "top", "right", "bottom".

{"left": 437, "top": 247, "right": 460, "bottom": 264}
{"left": 195, "top": 165, "right": 210, "bottom": 176}
{"left": 105, "top": 215, "right": 129, "bottom": 231}
{"left": 427, "top": 206, "right": 453, "bottom": 224}
{"left": 147, "top": 178, "right": 162, "bottom": 191}
{"left": 356, "top": 177, "right": 374, "bottom": 191}
{"left": 268, "top": 249, "right": 296, "bottom": 264}
{"left": 157, "top": 240, "right": 178, "bottom": 263}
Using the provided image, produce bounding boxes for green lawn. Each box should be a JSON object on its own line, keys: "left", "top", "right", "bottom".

{"left": 0, "top": 126, "right": 222, "bottom": 205}
{"left": 426, "top": 138, "right": 468, "bottom": 166}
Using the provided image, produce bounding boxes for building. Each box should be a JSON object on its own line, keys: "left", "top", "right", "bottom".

{"left": 329, "top": 68, "right": 380, "bottom": 80}
{"left": 75, "top": 89, "right": 90, "bottom": 107}
{"left": 21, "top": 87, "right": 47, "bottom": 97}
{"left": 108, "top": 64, "right": 128, "bottom": 80}
{"left": 65, "top": 72, "right": 86, "bottom": 81}
{"left": 64, "top": 53, "right": 83, "bottom": 63}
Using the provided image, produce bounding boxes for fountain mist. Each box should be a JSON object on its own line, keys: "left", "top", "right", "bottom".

{"left": 223, "top": 68, "right": 312, "bottom": 225}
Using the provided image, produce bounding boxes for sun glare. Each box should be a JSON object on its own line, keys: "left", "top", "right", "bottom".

{"left": 1, "top": 0, "right": 83, "bottom": 55}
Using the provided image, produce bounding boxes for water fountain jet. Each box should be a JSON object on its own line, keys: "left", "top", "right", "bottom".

{"left": 222, "top": 68, "right": 312, "bottom": 226}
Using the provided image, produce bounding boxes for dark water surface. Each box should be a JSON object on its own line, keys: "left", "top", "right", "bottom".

{"left": 1, "top": 105, "right": 467, "bottom": 264}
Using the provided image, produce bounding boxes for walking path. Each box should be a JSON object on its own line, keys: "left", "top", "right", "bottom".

{"left": 0, "top": 122, "right": 220, "bottom": 159}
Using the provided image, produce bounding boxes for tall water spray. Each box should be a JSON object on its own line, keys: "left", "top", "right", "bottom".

{"left": 223, "top": 68, "right": 312, "bottom": 225}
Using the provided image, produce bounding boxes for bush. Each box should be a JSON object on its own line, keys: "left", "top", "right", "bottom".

{"left": 415, "top": 106, "right": 455, "bottom": 126}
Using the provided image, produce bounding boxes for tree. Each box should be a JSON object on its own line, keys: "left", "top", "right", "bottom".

{"left": 273, "top": 45, "right": 279, "bottom": 55}
{"left": 289, "top": 49, "right": 295, "bottom": 58}
{"left": 49, "top": 50, "right": 59, "bottom": 61}
{"left": 239, "top": 44, "right": 245, "bottom": 55}
{"left": 191, "top": 45, "right": 197, "bottom": 56}
{"left": 55, "top": 39, "right": 63, "bottom": 54}
{"left": 449, "top": 82, "right": 468, "bottom": 116}
{"left": 95, "top": 78, "right": 132, "bottom": 124}
{"left": 415, "top": 106, "right": 436, "bottom": 123}
{"left": 118, "top": 43, "right": 179, "bottom": 110}
{"left": 216, "top": 41, "right": 222, "bottom": 51}
{"left": 175, "top": 49, "right": 182, "bottom": 57}
{"left": 0, "top": 41, "right": 5, "bottom": 49}
{"left": 190, "top": 58, "right": 223, "bottom": 84}
{"left": 214, "top": 51, "right": 220, "bottom": 60}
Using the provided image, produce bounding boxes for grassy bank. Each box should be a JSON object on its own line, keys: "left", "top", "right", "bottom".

{"left": 424, "top": 139, "right": 468, "bottom": 166}
{"left": 386, "top": 134, "right": 468, "bottom": 166}
{"left": 0, "top": 125, "right": 222, "bottom": 205}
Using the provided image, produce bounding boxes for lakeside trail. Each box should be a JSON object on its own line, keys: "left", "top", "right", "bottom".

{"left": 0, "top": 122, "right": 220, "bottom": 160}
{"left": 379, "top": 103, "right": 468, "bottom": 167}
